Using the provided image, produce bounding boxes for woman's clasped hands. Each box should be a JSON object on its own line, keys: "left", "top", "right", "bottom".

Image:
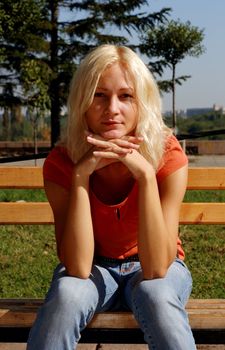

{"left": 85, "top": 134, "right": 154, "bottom": 181}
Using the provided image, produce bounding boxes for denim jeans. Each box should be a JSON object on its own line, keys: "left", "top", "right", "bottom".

{"left": 27, "top": 258, "right": 196, "bottom": 350}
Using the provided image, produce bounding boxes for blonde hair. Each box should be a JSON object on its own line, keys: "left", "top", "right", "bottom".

{"left": 61, "top": 44, "right": 172, "bottom": 170}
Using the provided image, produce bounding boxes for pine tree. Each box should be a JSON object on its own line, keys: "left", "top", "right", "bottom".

{"left": 1, "top": 0, "right": 170, "bottom": 145}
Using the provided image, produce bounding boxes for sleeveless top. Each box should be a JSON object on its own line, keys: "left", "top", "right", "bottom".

{"left": 43, "top": 135, "right": 188, "bottom": 260}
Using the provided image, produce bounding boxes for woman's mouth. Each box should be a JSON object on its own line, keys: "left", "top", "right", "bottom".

{"left": 102, "top": 120, "right": 121, "bottom": 126}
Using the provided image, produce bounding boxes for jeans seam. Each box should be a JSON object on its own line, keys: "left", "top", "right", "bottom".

{"left": 132, "top": 297, "right": 156, "bottom": 349}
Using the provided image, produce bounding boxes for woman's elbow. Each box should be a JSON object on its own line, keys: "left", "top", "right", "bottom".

{"left": 66, "top": 265, "right": 91, "bottom": 279}
{"left": 59, "top": 255, "right": 92, "bottom": 279}
{"left": 142, "top": 259, "right": 174, "bottom": 280}
{"left": 143, "top": 267, "right": 168, "bottom": 280}
{"left": 67, "top": 270, "right": 91, "bottom": 279}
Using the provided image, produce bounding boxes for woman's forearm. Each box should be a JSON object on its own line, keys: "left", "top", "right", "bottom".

{"left": 60, "top": 171, "right": 94, "bottom": 278}
{"left": 138, "top": 174, "right": 177, "bottom": 280}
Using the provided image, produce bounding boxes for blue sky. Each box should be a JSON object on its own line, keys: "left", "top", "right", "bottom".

{"left": 61, "top": 1, "right": 225, "bottom": 112}
{"left": 148, "top": 0, "right": 225, "bottom": 112}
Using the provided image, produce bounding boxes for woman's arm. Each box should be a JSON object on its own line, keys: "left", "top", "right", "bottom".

{"left": 115, "top": 149, "right": 187, "bottom": 279}
{"left": 44, "top": 138, "right": 139, "bottom": 279}
{"left": 137, "top": 164, "right": 188, "bottom": 279}
{"left": 44, "top": 172, "right": 94, "bottom": 279}
{"left": 89, "top": 135, "right": 188, "bottom": 280}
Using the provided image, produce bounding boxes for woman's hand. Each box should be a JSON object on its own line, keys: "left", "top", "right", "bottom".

{"left": 87, "top": 134, "right": 154, "bottom": 181}
{"left": 76, "top": 134, "right": 143, "bottom": 177}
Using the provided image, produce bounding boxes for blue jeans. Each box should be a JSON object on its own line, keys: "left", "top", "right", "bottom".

{"left": 27, "top": 258, "right": 196, "bottom": 350}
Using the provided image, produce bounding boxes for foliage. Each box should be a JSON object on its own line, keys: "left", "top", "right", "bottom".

{"left": 141, "top": 20, "right": 205, "bottom": 130}
{"left": 0, "top": 0, "right": 49, "bottom": 86}
{"left": 1, "top": 0, "right": 171, "bottom": 145}
{"left": 0, "top": 0, "right": 50, "bottom": 142}
{"left": 170, "top": 112, "right": 225, "bottom": 140}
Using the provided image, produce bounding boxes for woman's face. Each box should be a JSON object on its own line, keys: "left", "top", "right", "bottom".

{"left": 85, "top": 63, "right": 138, "bottom": 139}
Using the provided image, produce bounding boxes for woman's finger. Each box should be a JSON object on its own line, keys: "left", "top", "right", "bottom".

{"left": 121, "top": 135, "right": 144, "bottom": 143}
{"left": 93, "top": 150, "right": 125, "bottom": 159}
{"left": 87, "top": 135, "right": 140, "bottom": 150}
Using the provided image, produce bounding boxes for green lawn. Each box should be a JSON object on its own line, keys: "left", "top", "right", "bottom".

{"left": 0, "top": 189, "right": 224, "bottom": 298}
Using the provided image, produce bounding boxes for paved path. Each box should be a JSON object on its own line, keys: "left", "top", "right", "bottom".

{"left": 188, "top": 155, "right": 225, "bottom": 167}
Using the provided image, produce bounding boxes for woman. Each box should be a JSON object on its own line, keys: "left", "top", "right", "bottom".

{"left": 27, "top": 45, "right": 196, "bottom": 349}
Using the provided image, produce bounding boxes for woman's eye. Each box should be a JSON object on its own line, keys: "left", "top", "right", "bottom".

{"left": 120, "top": 94, "right": 133, "bottom": 99}
{"left": 94, "top": 92, "right": 105, "bottom": 98}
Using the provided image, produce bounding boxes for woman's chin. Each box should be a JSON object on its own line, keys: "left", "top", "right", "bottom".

{"left": 100, "top": 130, "right": 126, "bottom": 139}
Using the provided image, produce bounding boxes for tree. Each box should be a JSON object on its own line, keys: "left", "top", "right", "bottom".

{"left": 0, "top": 0, "right": 49, "bottom": 91}
{"left": 47, "top": 0, "right": 171, "bottom": 145}
{"left": 0, "top": 0, "right": 50, "bottom": 141}
{"left": 1, "top": 0, "right": 171, "bottom": 145}
{"left": 141, "top": 20, "right": 205, "bottom": 131}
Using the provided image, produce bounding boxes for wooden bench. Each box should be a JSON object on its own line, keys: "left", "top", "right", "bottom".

{"left": 0, "top": 166, "right": 225, "bottom": 346}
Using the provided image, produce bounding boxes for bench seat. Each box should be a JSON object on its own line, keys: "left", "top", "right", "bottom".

{"left": 0, "top": 166, "right": 225, "bottom": 345}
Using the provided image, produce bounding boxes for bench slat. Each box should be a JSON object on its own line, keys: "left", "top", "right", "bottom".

{"left": 0, "top": 345, "right": 224, "bottom": 350}
{"left": 187, "top": 168, "right": 225, "bottom": 190}
{"left": 0, "top": 167, "right": 225, "bottom": 190}
{"left": 180, "top": 203, "right": 225, "bottom": 224}
{"left": 0, "top": 344, "right": 97, "bottom": 350}
{"left": 1, "top": 298, "right": 223, "bottom": 310}
{"left": 0, "top": 299, "right": 224, "bottom": 330}
{"left": 1, "top": 202, "right": 225, "bottom": 224}
{"left": 0, "top": 203, "right": 54, "bottom": 224}
{"left": 0, "top": 167, "right": 43, "bottom": 189}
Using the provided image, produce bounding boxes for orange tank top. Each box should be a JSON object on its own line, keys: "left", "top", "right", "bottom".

{"left": 43, "top": 135, "right": 188, "bottom": 260}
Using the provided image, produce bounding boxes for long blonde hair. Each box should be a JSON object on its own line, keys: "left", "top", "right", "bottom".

{"left": 61, "top": 44, "right": 171, "bottom": 170}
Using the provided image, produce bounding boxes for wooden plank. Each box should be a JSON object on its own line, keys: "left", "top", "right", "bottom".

{"left": 0, "top": 167, "right": 43, "bottom": 189}
{"left": 0, "top": 167, "right": 225, "bottom": 190}
{"left": 0, "top": 345, "right": 26, "bottom": 350}
{"left": 188, "top": 309, "right": 225, "bottom": 329}
{"left": 99, "top": 345, "right": 148, "bottom": 350}
{"left": 0, "top": 344, "right": 224, "bottom": 350}
{"left": 179, "top": 203, "right": 225, "bottom": 224}
{"left": 0, "top": 344, "right": 97, "bottom": 350}
{"left": 100, "top": 346, "right": 225, "bottom": 350}
{"left": 187, "top": 168, "right": 225, "bottom": 190}
{"left": 2, "top": 297, "right": 223, "bottom": 311}
{"left": 1, "top": 202, "right": 225, "bottom": 225}
{"left": 0, "top": 299, "right": 225, "bottom": 330}
{"left": 0, "top": 203, "right": 54, "bottom": 224}
{"left": 187, "top": 299, "right": 225, "bottom": 309}
{"left": 197, "top": 347, "right": 225, "bottom": 350}
{"left": 76, "top": 346, "right": 97, "bottom": 350}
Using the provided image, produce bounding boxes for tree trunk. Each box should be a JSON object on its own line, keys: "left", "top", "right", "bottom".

{"left": 49, "top": 0, "right": 60, "bottom": 147}
{"left": 33, "top": 114, "right": 38, "bottom": 166}
{"left": 172, "top": 64, "right": 177, "bottom": 133}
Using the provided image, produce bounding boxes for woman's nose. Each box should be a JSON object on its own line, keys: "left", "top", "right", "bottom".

{"left": 106, "top": 95, "right": 120, "bottom": 115}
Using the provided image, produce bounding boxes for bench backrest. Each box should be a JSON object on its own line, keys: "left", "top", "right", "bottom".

{"left": 0, "top": 167, "right": 225, "bottom": 225}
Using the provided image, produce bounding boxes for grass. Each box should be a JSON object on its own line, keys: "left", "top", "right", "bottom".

{"left": 0, "top": 225, "right": 57, "bottom": 297}
{"left": 0, "top": 188, "right": 224, "bottom": 298}
{"left": 180, "top": 224, "right": 225, "bottom": 298}
{"left": 0, "top": 189, "right": 47, "bottom": 202}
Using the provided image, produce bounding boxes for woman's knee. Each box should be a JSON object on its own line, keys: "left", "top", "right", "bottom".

{"left": 47, "top": 275, "right": 98, "bottom": 314}
{"left": 132, "top": 277, "right": 176, "bottom": 314}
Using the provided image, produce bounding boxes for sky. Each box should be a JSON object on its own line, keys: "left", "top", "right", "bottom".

{"left": 61, "top": 0, "right": 225, "bottom": 113}
{"left": 148, "top": 0, "right": 225, "bottom": 112}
